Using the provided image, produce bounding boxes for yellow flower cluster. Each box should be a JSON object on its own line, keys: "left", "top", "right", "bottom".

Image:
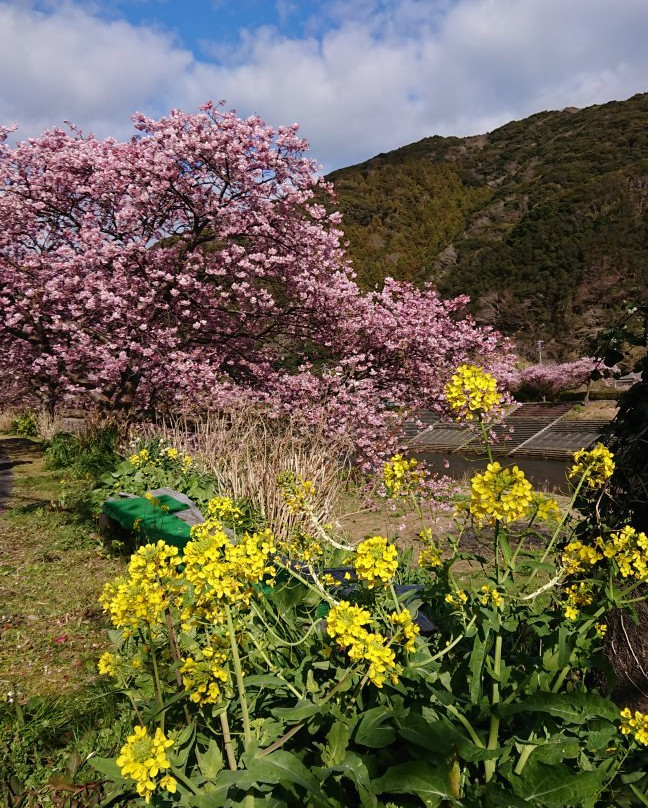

{"left": 129, "top": 448, "right": 151, "bottom": 467}
{"left": 382, "top": 454, "right": 425, "bottom": 497}
{"left": 129, "top": 540, "right": 182, "bottom": 582}
{"left": 597, "top": 526, "right": 648, "bottom": 581}
{"left": 180, "top": 647, "right": 229, "bottom": 705}
{"left": 99, "top": 576, "right": 169, "bottom": 638}
{"left": 280, "top": 526, "right": 323, "bottom": 563}
{"left": 620, "top": 708, "right": 648, "bottom": 745}
{"left": 445, "top": 589, "right": 468, "bottom": 606}
{"left": 354, "top": 536, "right": 398, "bottom": 588}
{"left": 533, "top": 494, "right": 561, "bottom": 521}
{"left": 595, "top": 622, "right": 607, "bottom": 637}
{"left": 326, "top": 601, "right": 400, "bottom": 687}
{"left": 480, "top": 585, "right": 503, "bottom": 608}
{"left": 389, "top": 610, "right": 420, "bottom": 652}
{"left": 417, "top": 528, "right": 442, "bottom": 569}
{"left": 116, "top": 726, "right": 176, "bottom": 803}
{"left": 278, "top": 474, "right": 316, "bottom": 514}
{"left": 569, "top": 443, "right": 615, "bottom": 489}
{"left": 99, "top": 542, "right": 185, "bottom": 637}
{"left": 563, "top": 582, "right": 594, "bottom": 620}
{"left": 561, "top": 540, "right": 603, "bottom": 576}
{"left": 469, "top": 462, "right": 534, "bottom": 526}
{"left": 97, "top": 651, "right": 120, "bottom": 677}
{"left": 129, "top": 443, "right": 192, "bottom": 472}
{"left": 183, "top": 521, "right": 276, "bottom": 620}
{"left": 445, "top": 364, "right": 502, "bottom": 421}
{"left": 207, "top": 495, "right": 244, "bottom": 525}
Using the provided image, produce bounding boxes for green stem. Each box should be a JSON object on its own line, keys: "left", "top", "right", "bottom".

{"left": 225, "top": 605, "right": 254, "bottom": 808}
{"left": 225, "top": 605, "right": 252, "bottom": 748}
{"left": 389, "top": 582, "right": 402, "bottom": 614}
{"left": 219, "top": 711, "right": 238, "bottom": 771}
{"left": 484, "top": 634, "right": 502, "bottom": 783}
{"left": 247, "top": 632, "right": 304, "bottom": 700}
{"left": 250, "top": 600, "right": 320, "bottom": 648}
{"left": 533, "top": 473, "right": 588, "bottom": 574}
{"left": 479, "top": 417, "right": 493, "bottom": 465}
{"left": 446, "top": 704, "right": 484, "bottom": 748}
{"left": 148, "top": 629, "right": 164, "bottom": 725}
{"left": 427, "top": 616, "right": 477, "bottom": 663}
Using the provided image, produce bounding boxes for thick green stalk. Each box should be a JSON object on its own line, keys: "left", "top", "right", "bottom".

{"left": 225, "top": 605, "right": 252, "bottom": 748}
{"left": 225, "top": 605, "right": 254, "bottom": 808}
{"left": 484, "top": 634, "right": 502, "bottom": 783}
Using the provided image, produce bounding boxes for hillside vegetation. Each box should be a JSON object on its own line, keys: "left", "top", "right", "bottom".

{"left": 328, "top": 93, "right": 648, "bottom": 359}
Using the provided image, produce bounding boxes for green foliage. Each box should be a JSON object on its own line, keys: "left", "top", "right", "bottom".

{"left": 588, "top": 304, "right": 648, "bottom": 532}
{"left": 0, "top": 687, "right": 130, "bottom": 807}
{"left": 329, "top": 93, "right": 648, "bottom": 359}
{"left": 44, "top": 425, "right": 121, "bottom": 482}
{"left": 92, "top": 434, "right": 648, "bottom": 807}
{"left": 92, "top": 436, "right": 220, "bottom": 515}
{"left": 9, "top": 410, "right": 38, "bottom": 436}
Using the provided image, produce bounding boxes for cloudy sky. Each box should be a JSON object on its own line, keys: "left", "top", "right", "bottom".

{"left": 2, "top": 0, "right": 647, "bottom": 171}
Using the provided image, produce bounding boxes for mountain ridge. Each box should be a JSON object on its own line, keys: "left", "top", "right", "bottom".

{"left": 327, "top": 93, "right": 648, "bottom": 360}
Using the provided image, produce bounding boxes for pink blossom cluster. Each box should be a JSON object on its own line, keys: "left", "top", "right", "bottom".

{"left": 0, "top": 103, "right": 511, "bottom": 464}
{"left": 500, "top": 358, "right": 601, "bottom": 400}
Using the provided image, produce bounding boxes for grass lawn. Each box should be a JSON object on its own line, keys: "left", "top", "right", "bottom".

{"left": 0, "top": 435, "right": 125, "bottom": 700}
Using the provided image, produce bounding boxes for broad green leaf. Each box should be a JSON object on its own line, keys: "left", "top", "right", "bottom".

{"left": 470, "top": 630, "right": 489, "bottom": 704}
{"left": 245, "top": 750, "right": 327, "bottom": 805}
{"left": 355, "top": 707, "right": 396, "bottom": 748}
{"left": 328, "top": 752, "right": 376, "bottom": 807}
{"left": 89, "top": 757, "right": 128, "bottom": 783}
{"left": 271, "top": 700, "right": 320, "bottom": 723}
{"left": 197, "top": 739, "right": 224, "bottom": 781}
{"left": 244, "top": 674, "right": 291, "bottom": 690}
{"left": 322, "top": 720, "right": 350, "bottom": 766}
{"left": 372, "top": 761, "right": 454, "bottom": 806}
{"left": 512, "top": 761, "right": 603, "bottom": 806}
{"left": 501, "top": 692, "right": 618, "bottom": 724}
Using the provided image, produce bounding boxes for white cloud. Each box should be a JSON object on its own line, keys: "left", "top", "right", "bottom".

{"left": 1, "top": 0, "right": 648, "bottom": 170}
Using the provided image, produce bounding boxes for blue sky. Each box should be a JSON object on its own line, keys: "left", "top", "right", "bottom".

{"left": 2, "top": 0, "right": 648, "bottom": 171}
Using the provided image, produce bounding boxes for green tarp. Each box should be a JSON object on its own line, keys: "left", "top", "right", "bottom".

{"left": 102, "top": 494, "right": 192, "bottom": 549}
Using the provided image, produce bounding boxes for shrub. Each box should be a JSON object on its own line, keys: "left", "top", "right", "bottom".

{"left": 8, "top": 410, "right": 37, "bottom": 436}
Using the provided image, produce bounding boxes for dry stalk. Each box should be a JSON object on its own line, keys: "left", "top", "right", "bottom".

{"left": 138, "top": 406, "right": 354, "bottom": 540}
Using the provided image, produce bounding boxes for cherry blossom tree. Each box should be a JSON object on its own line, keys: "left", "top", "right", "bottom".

{"left": 503, "top": 358, "right": 602, "bottom": 401}
{"left": 0, "top": 103, "right": 511, "bottom": 461}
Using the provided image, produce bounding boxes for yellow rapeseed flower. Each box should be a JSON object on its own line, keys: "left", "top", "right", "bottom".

{"left": 382, "top": 454, "right": 425, "bottom": 497}
{"left": 469, "top": 462, "right": 534, "bottom": 526}
{"left": 480, "top": 585, "right": 502, "bottom": 608}
{"left": 207, "top": 496, "right": 244, "bottom": 525}
{"left": 97, "top": 651, "right": 120, "bottom": 677}
{"left": 128, "top": 448, "right": 151, "bottom": 468}
{"left": 569, "top": 443, "right": 615, "bottom": 489}
{"left": 180, "top": 650, "right": 229, "bottom": 705}
{"left": 389, "top": 609, "right": 420, "bottom": 652}
{"left": 116, "top": 726, "right": 176, "bottom": 803}
{"left": 326, "top": 602, "right": 400, "bottom": 688}
{"left": 418, "top": 528, "right": 442, "bottom": 568}
{"left": 354, "top": 536, "right": 398, "bottom": 588}
{"left": 562, "top": 581, "right": 594, "bottom": 620}
{"left": 560, "top": 540, "right": 603, "bottom": 576}
{"left": 445, "top": 364, "right": 502, "bottom": 421}
{"left": 620, "top": 708, "right": 648, "bottom": 745}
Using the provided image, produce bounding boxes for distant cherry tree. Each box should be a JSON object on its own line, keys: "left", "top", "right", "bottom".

{"left": 0, "top": 103, "right": 510, "bottom": 461}
{"left": 504, "top": 358, "right": 602, "bottom": 401}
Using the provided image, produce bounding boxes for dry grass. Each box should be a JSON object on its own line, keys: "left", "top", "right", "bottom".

{"left": 138, "top": 408, "right": 356, "bottom": 540}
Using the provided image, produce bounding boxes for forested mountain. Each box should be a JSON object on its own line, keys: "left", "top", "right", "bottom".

{"left": 328, "top": 93, "right": 648, "bottom": 359}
